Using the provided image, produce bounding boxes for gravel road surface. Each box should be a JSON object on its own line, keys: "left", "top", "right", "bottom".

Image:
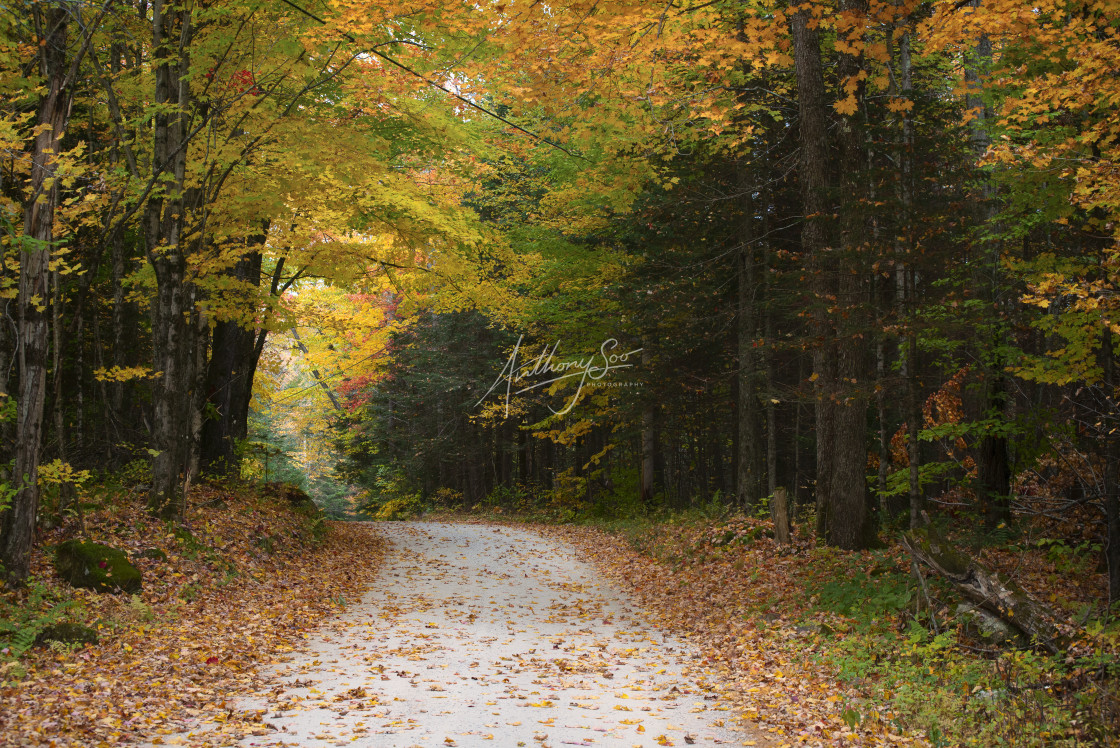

{"left": 237, "top": 522, "right": 762, "bottom": 747}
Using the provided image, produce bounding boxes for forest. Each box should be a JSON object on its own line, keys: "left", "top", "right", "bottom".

{"left": 1, "top": 0, "right": 1120, "bottom": 745}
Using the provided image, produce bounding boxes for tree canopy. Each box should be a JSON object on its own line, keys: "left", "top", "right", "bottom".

{"left": 1, "top": 0, "right": 1119, "bottom": 615}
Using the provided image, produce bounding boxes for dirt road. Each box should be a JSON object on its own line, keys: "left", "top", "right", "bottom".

{"left": 237, "top": 522, "right": 762, "bottom": 747}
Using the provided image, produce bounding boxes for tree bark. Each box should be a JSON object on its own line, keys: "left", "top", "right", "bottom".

{"left": 965, "top": 0, "right": 1011, "bottom": 530}
{"left": 145, "top": 1, "right": 197, "bottom": 520}
{"left": 199, "top": 246, "right": 265, "bottom": 475}
{"left": 640, "top": 344, "right": 655, "bottom": 504}
{"left": 902, "top": 525, "right": 1065, "bottom": 653}
{"left": 826, "top": 0, "right": 873, "bottom": 550}
{"left": 771, "top": 486, "right": 791, "bottom": 544}
{"left": 1102, "top": 329, "right": 1120, "bottom": 607}
{"left": 790, "top": 0, "right": 834, "bottom": 540}
{"left": 1, "top": 5, "right": 72, "bottom": 585}
{"left": 737, "top": 167, "right": 762, "bottom": 506}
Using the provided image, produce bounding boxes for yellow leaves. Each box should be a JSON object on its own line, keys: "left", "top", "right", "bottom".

{"left": 94, "top": 365, "right": 156, "bottom": 382}
{"left": 36, "top": 458, "right": 91, "bottom": 487}
{"left": 833, "top": 95, "right": 859, "bottom": 117}
{"left": 2, "top": 484, "right": 386, "bottom": 746}
{"left": 886, "top": 98, "right": 915, "bottom": 114}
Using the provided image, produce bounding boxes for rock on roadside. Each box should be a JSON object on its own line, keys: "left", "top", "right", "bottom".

{"left": 53, "top": 540, "right": 142, "bottom": 593}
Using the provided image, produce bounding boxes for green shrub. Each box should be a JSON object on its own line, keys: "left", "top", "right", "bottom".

{"left": 0, "top": 576, "right": 77, "bottom": 682}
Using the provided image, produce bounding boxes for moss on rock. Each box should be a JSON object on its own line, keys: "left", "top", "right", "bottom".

{"left": 33, "top": 622, "right": 99, "bottom": 649}
{"left": 53, "top": 540, "right": 142, "bottom": 593}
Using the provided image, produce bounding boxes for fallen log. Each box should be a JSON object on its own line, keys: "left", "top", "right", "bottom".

{"left": 901, "top": 525, "right": 1066, "bottom": 654}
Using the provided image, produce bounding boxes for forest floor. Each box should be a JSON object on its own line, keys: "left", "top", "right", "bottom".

{"left": 0, "top": 484, "right": 380, "bottom": 748}
{"left": 523, "top": 513, "right": 1119, "bottom": 747}
{"left": 4, "top": 496, "right": 1115, "bottom": 747}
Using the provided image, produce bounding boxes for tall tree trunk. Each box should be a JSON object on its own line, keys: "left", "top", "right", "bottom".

{"left": 737, "top": 168, "right": 762, "bottom": 506}
{"left": 966, "top": 0, "right": 1011, "bottom": 529}
{"left": 790, "top": 0, "right": 834, "bottom": 540}
{"left": 1, "top": 5, "right": 71, "bottom": 584}
{"left": 896, "top": 26, "right": 925, "bottom": 530}
{"left": 145, "top": 1, "right": 196, "bottom": 519}
{"left": 0, "top": 297, "right": 14, "bottom": 487}
{"left": 1104, "top": 329, "right": 1120, "bottom": 607}
{"left": 826, "top": 0, "right": 874, "bottom": 550}
{"left": 640, "top": 345, "right": 655, "bottom": 503}
{"left": 199, "top": 246, "right": 265, "bottom": 475}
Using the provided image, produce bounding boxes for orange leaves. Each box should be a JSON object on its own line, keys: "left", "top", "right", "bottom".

{"left": 885, "top": 97, "right": 914, "bottom": 114}
{"left": 540, "top": 519, "right": 912, "bottom": 746}
{"left": 0, "top": 487, "right": 385, "bottom": 747}
{"left": 833, "top": 95, "right": 859, "bottom": 116}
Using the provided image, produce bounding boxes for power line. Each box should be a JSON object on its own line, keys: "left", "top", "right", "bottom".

{"left": 275, "top": 0, "right": 587, "bottom": 160}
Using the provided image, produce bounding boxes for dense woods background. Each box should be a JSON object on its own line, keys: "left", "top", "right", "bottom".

{"left": 1, "top": 0, "right": 1119, "bottom": 619}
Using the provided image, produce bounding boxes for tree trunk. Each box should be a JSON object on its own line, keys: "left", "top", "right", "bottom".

{"left": 897, "top": 27, "right": 924, "bottom": 530}
{"left": 737, "top": 169, "right": 762, "bottom": 506}
{"left": 771, "top": 486, "right": 791, "bottom": 544}
{"left": 199, "top": 247, "right": 265, "bottom": 475}
{"left": 0, "top": 297, "right": 13, "bottom": 480}
{"left": 0, "top": 6, "right": 73, "bottom": 585}
{"left": 826, "top": 0, "right": 873, "bottom": 550}
{"left": 965, "top": 0, "right": 1011, "bottom": 530}
{"left": 145, "top": 1, "right": 196, "bottom": 520}
{"left": 1102, "top": 329, "right": 1120, "bottom": 607}
{"left": 640, "top": 345, "right": 655, "bottom": 503}
{"left": 902, "top": 525, "right": 1065, "bottom": 653}
{"left": 791, "top": 0, "right": 834, "bottom": 540}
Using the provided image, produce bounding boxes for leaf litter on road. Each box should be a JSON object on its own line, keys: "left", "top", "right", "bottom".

{"left": 221, "top": 522, "right": 773, "bottom": 748}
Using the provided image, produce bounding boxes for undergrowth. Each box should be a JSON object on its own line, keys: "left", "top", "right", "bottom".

{"left": 579, "top": 514, "right": 1120, "bottom": 746}
{"left": 451, "top": 494, "right": 1120, "bottom": 746}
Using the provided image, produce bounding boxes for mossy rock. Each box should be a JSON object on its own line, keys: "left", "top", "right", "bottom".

{"left": 53, "top": 540, "right": 142, "bottom": 593}
{"left": 33, "top": 622, "right": 99, "bottom": 649}
{"left": 139, "top": 548, "right": 168, "bottom": 562}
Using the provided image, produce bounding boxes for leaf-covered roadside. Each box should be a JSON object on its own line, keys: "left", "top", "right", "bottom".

{"left": 0, "top": 485, "right": 384, "bottom": 748}
{"left": 539, "top": 518, "right": 1119, "bottom": 747}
